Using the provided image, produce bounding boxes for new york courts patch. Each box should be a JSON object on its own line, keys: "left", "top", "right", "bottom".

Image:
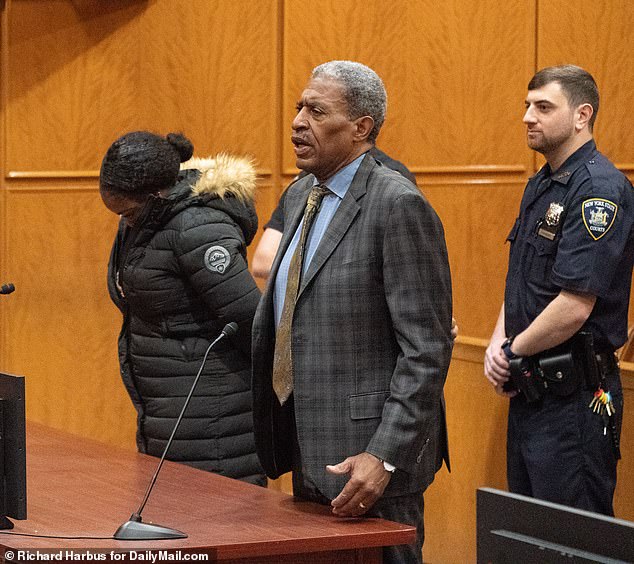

{"left": 582, "top": 199, "right": 617, "bottom": 240}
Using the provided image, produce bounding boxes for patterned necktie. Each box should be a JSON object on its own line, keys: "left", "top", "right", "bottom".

{"left": 272, "top": 185, "right": 330, "bottom": 405}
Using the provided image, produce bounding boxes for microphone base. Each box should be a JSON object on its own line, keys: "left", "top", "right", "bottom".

{"left": 114, "top": 519, "right": 187, "bottom": 540}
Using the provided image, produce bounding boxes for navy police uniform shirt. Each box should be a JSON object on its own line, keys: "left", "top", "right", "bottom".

{"left": 504, "top": 140, "right": 634, "bottom": 352}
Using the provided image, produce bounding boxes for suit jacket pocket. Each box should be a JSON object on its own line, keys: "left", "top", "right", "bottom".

{"left": 349, "top": 390, "right": 389, "bottom": 420}
{"left": 330, "top": 255, "right": 379, "bottom": 280}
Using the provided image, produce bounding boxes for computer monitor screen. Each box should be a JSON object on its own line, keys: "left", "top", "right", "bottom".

{"left": 0, "top": 372, "right": 27, "bottom": 527}
{"left": 477, "top": 487, "right": 634, "bottom": 563}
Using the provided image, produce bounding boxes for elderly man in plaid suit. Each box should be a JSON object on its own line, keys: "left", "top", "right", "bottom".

{"left": 252, "top": 60, "right": 453, "bottom": 563}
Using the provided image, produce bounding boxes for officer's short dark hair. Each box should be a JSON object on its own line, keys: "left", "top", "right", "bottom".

{"left": 528, "top": 65, "right": 600, "bottom": 131}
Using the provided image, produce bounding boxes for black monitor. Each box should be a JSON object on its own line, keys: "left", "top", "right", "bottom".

{"left": 0, "top": 372, "right": 27, "bottom": 528}
{"left": 477, "top": 487, "right": 634, "bottom": 563}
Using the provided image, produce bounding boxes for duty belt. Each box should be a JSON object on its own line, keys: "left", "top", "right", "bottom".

{"left": 507, "top": 332, "right": 611, "bottom": 402}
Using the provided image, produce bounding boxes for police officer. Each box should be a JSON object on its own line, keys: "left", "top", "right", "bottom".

{"left": 484, "top": 65, "right": 634, "bottom": 516}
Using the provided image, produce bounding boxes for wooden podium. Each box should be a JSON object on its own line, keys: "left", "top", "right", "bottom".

{"left": 0, "top": 423, "right": 414, "bottom": 563}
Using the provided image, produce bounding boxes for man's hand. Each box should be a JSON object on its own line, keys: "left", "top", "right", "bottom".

{"left": 484, "top": 336, "right": 517, "bottom": 398}
{"left": 327, "top": 452, "right": 392, "bottom": 517}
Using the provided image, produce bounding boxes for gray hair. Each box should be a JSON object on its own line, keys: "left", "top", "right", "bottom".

{"left": 312, "top": 61, "right": 387, "bottom": 144}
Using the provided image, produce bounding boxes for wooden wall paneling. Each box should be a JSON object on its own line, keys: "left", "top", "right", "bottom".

{"left": 0, "top": 186, "right": 5, "bottom": 368}
{"left": 0, "top": 172, "right": 278, "bottom": 448}
{"left": 622, "top": 297, "right": 634, "bottom": 362}
{"left": 7, "top": 0, "right": 279, "bottom": 176}
{"left": 423, "top": 182, "right": 525, "bottom": 340}
{"left": 283, "top": 0, "right": 535, "bottom": 175}
{"left": 283, "top": 0, "right": 536, "bottom": 342}
{"left": 1, "top": 0, "right": 7, "bottom": 367}
{"left": 537, "top": 0, "right": 634, "bottom": 358}
{"left": 539, "top": 1, "right": 634, "bottom": 340}
{"left": 282, "top": 0, "right": 417, "bottom": 175}
{"left": 537, "top": 0, "right": 634, "bottom": 168}
{"left": 7, "top": 0, "right": 148, "bottom": 173}
{"left": 424, "top": 340, "right": 509, "bottom": 563}
{"left": 281, "top": 2, "right": 538, "bottom": 559}
{"left": 2, "top": 0, "right": 633, "bottom": 560}
{"left": 385, "top": 0, "right": 535, "bottom": 173}
{"left": 615, "top": 364, "right": 634, "bottom": 519}
{"left": 424, "top": 345, "right": 634, "bottom": 563}
{"left": 3, "top": 0, "right": 282, "bottom": 450}
{"left": 133, "top": 1, "right": 279, "bottom": 167}
{"left": 3, "top": 184, "right": 137, "bottom": 446}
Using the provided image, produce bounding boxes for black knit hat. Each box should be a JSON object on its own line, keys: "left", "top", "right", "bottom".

{"left": 99, "top": 131, "right": 194, "bottom": 197}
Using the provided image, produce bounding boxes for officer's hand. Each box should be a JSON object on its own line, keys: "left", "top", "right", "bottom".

{"left": 327, "top": 453, "right": 391, "bottom": 517}
{"left": 484, "top": 338, "right": 517, "bottom": 397}
{"left": 451, "top": 317, "right": 459, "bottom": 340}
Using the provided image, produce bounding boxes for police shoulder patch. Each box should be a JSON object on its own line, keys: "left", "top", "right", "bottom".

{"left": 204, "top": 245, "right": 231, "bottom": 274}
{"left": 582, "top": 198, "right": 617, "bottom": 241}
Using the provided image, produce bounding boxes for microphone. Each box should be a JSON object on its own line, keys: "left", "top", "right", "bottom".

{"left": 0, "top": 283, "right": 15, "bottom": 295}
{"left": 114, "top": 322, "right": 239, "bottom": 540}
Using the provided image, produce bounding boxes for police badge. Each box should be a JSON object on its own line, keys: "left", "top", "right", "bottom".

{"left": 582, "top": 198, "right": 617, "bottom": 240}
{"left": 537, "top": 202, "right": 564, "bottom": 240}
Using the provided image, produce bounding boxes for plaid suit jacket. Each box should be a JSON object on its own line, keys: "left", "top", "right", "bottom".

{"left": 252, "top": 153, "right": 452, "bottom": 500}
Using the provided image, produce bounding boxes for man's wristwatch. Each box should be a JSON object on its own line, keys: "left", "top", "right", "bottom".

{"left": 380, "top": 459, "right": 396, "bottom": 473}
{"left": 501, "top": 336, "right": 518, "bottom": 360}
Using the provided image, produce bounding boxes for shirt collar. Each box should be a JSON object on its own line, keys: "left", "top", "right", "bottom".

{"left": 312, "top": 153, "right": 366, "bottom": 199}
{"left": 544, "top": 139, "right": 598, "bottom": 185}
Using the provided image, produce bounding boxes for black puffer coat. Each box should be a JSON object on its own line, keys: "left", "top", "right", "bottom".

{"left": 107, "top": 155, "right": 265, "bottom": 485}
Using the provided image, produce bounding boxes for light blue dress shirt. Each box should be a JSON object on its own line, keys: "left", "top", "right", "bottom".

{"left": 273, "top": 154, "right": 365, "bottom": 327}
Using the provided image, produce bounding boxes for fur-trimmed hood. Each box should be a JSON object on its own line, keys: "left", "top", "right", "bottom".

{"left": 181, "top": 154, "right": 256, "bottom": 203}
{"left": 134, "top": 153, "right": 258, "bottom": 247}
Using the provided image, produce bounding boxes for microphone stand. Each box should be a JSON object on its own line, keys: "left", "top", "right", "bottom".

{"left": 114, "top": 322, "right": 238, "bottom": 540}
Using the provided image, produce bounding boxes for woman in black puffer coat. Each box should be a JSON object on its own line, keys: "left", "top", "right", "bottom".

{"left": 100, "top": 131, "right": 265, "bottom": 485}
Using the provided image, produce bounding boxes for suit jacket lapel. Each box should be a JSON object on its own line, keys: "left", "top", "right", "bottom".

{"left": 298, "top": 153, "right": 374, "bottom": 297}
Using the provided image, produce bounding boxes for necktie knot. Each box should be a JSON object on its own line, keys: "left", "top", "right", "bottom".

{"left": 307, "top": 185, "right": 330, "bottom": 211}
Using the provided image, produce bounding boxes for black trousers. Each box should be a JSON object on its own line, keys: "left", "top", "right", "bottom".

{"left": 507, "top": 366, "right": 623, "bottom": 515}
